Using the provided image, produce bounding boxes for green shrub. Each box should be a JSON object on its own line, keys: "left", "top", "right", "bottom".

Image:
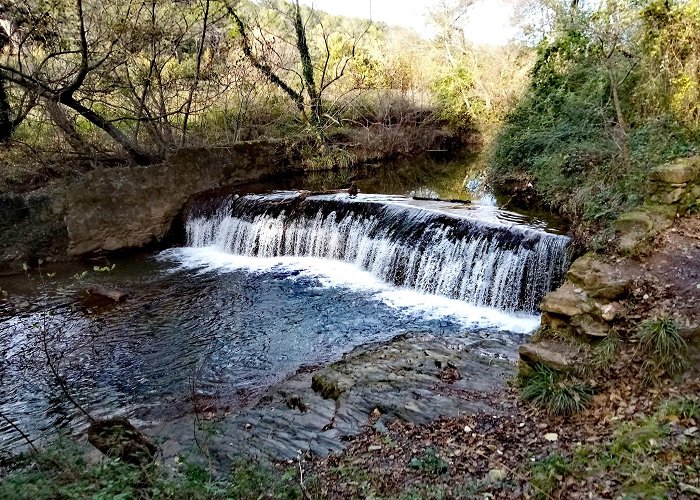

{"left": 408, "top": 448, "right": 449, "bottom": 476}
{"left": 530, "top": 453, "right": 571, "bottom": 499}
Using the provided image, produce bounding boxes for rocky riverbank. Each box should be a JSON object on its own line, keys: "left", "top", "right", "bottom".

{"left": 519, "top": 157, "right": 700, "bottom": 376}
{"left": 146, "top": 332, "right": 519, "bottom": 471}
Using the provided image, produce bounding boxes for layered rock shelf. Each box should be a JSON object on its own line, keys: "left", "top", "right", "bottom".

{"left": 520, "top": 156, "right": 700, "bottom": 374}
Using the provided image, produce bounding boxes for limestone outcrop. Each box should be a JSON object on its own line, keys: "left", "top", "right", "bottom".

{"left": 615, "top": 156, "right": 700, "bottom": 255}
{"left": 539, "top": 253, "right": 632, "bottom": 340}
{"left": 64, "top": 139, "right": 301, "bottom": 255}
{"left": 520, "top": 156, "right": 700, "bottom": 373}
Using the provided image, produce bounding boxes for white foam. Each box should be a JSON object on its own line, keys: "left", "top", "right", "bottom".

{"left": 159, "top": 247, "right": 540, "bottom": 334}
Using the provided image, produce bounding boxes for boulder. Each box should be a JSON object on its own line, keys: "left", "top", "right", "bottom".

{"left": 87, "top": 417, "right": 158, "bottom": 466}
{"left": 570, "top": 314, "right": 610, "bottom": 338}
{"left": 650, "top": 157, "right": 700, "bottom": 184}
{"left": 518, "top": 340, "right": 577, "bottom": 371}
{"left": 566, "top": 253, "right": 631, "bottom": 300}
{"left": 540, "top": 282, "right": 591, "bottom": 317}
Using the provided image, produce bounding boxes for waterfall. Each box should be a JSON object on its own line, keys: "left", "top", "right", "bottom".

{"left": 183, "top": 192, "right": 570, "bottom": 313}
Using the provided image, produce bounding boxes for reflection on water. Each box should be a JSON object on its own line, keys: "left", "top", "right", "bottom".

{"left": 241, "top": 153, "right": 566, "bottom": 231}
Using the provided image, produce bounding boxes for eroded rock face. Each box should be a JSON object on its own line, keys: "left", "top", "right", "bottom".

{"left": 650, "top": 157, "right": 700, "bottom": 184}
{"left": 533, "top": 253, "right": 632, "bottom": 349}
{"left": 64, "top": 140, "right": 301, "bottom": 255}
{"left": 567, "top": 253, "right": 632, "bottom": 300}
{"left": 518, "top": 340, "right": 578, "bottom": 372}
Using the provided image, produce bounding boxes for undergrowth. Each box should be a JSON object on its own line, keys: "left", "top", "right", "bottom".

{"left": 637, "top": 316, "right": 688, "bottom": 381}
{"left": 519, "top": 363, "right": 594, "bottom": 416}
{"left": 0, "top": 439, "right": 301, "bottom": 500}
{"left": 529, "top": 396, "right": 699, "bottom": 499}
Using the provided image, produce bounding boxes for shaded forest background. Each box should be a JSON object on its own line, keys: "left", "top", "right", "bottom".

{"left": 0, "top": 0, "right": 699, "bottom": 236}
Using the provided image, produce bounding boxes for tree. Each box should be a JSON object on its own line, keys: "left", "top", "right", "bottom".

{"left": 225, "top": 0, "right": 370, "bottom": 129}
{"left": 0, "top": 0, "right": 155, "bottom": 163}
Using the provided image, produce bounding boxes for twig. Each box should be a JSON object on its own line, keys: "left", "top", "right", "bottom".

{"left": 0, "top": 411, "right": 39, "bottom": 453}
{"left": 297, "top": 451, "right": 311, "bottom": 500}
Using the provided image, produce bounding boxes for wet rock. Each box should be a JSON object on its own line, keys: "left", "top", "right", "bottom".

{"left": 78, "top": 285, "right": 128, "bottom": 310}
{"left": 518, "top": 340, "right": 577, "bottom": 371}
{"left": 149, "top": 334, "right": 515, "bottom": 464}
{"left": 284, "top": 394, "right": 309, "bottom": 413}
{"left": 88, "top": 417, "right": 158, "bottom": 466}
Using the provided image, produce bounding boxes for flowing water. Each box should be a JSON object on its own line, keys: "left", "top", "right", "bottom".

{"left": 0, "top": 156, "right": 569, "bottom": 453}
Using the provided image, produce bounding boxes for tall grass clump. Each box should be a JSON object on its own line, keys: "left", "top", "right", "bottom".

{"left": 520, "top": 363, "right": 594, "bottom": 416}
{"left": 637, "top": 317, "right": 688, "bottom": 378}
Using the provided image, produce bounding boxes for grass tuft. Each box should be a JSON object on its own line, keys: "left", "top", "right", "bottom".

{"left": 530, "top": 453, "right": 571, "bottom": 499}
{"left": 520, "top": 363, "right": 594, "bottom": 416}
{"left": 637, "top": 317, "right": 688, "bottom": 378}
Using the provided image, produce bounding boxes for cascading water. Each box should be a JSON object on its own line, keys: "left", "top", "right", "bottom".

{"left": 0, "top": 188, "right": 570, "bottom": 454}
{"left": 184, "top": 192, "right": 570, "bottom": 313}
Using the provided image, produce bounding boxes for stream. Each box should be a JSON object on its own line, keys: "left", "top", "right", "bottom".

{"left": 0, "top": 155, "right": 569, "bottom": 453}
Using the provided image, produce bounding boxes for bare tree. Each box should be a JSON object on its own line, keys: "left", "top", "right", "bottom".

{"left": 226, "top": 0, "right": 370, "bottom": 129}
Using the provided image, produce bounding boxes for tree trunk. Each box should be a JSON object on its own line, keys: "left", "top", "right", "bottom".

{"left": 181, "top": 0, "right": 210, "bottom": 147}
{"left": 0, "top": 78, "right": 13, "bottom": 141}
{"left": 45, "top": 100, "right": 95, "bottom": 163}
{"left": 61, "top": 95, "right": 153, "bottom": 165}
{"left": 607, "top": 66, "right": 630, "bottom": 162}
{"left": 294, "top": 1, "right": 321, "bottom": 125}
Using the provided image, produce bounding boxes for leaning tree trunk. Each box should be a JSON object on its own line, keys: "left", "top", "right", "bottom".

{"left": 0, "top": 78, "right": 13, "bottom": 141}
{"left": 61, "top": 95, "right": 154, "bottom": 165}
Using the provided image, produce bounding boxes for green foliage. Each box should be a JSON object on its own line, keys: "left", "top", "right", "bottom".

{"left": 0, "top": 440, "right": 302, "bottom": 500}
{"left": 490, "top": 2, "right": 700, "bottom": 235}
{"left": 520, "top": 363, "right": 593, "bottom": 416}
{"left": 527, "top": 406, "right": 697, "bottom": 499}
{"left": 659, "top": 396, "right": 700, "bottom": 422}
{"left": 530, "top": 453, "right": 571, "bottom": 499}
{"left": 303, "top": 144, "right": 353, "bottom": 171}
{"left": 637, "top": 317, "right": 688, "bottom": 379}
{"left": 431, "top": 64, "right": 475, "bottom": 131}
{"left": 408, "top": 448, "right": 449, "bottom": 476}
{"left": 591, "top": 331, "right": 620, "bottom": 369}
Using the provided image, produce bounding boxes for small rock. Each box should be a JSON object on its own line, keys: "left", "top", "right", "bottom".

{"left": 488, "top": 468, "right": 507, "bottom": 482}
{"left": 373, "top": 421, "right": 389, "bottom": 434}
{"left": 544, "top": 432, "right": 559, "bottom": 442}
{"left": 684, "top": 427, "right": 698, "bottom": 436}
{"left": 463, "top": 425, "right": 472, "bottom": 433}
{"left": 368, "top": 445, "right": 382, "bottom": 452}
